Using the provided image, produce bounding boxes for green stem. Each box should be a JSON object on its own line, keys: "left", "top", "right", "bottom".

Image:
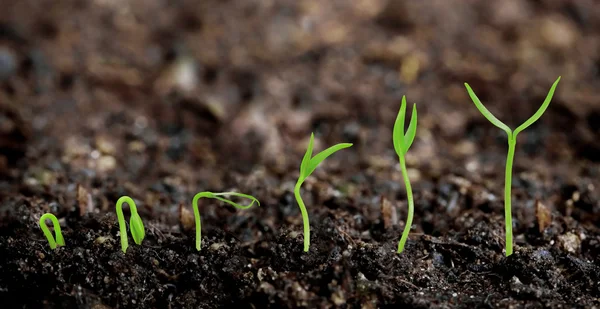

{"left": 192, "top": 193, "right": 204, "bottom": 251}
{"left": 295, "top": 181, "right": 310, "bottom": 252}
{"left": 397, "top": 155, "right": 414, "bottom": 253}
{"left": 504, "top": 135, "right": 516, "bottom": 256}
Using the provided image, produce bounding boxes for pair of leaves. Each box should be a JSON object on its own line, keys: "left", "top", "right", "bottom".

{"left": 464, "top": 76, "right": 561, "bottom": 138}
{"left": 192, "top": 191, "right": 260, "bottom": 251}
{"left": 298, "top": 133, "right": 353, "bottom": 184}
{"left": 393, "top": 96, "right": 418, "bottom": 157}
{"left": 116, "top": 196, "right": 146, "bottom": 253}
{"left": 39, "top": 213, "right": 65, "bottom": 250}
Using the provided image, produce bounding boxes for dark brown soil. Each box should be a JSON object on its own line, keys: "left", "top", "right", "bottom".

{"left": 1, "top": 0, "right": 600, "bottom": 308}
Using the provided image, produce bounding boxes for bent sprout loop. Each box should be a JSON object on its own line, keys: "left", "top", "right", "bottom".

{"left": 192, "top": 191, "right": 259, "bottom": 251}
{"left": 39, "top": 213, "right": 65, "bottom": 250}
{"left": 295, "top": 133, "right": 353, "bottom": 252}
{"left": 464, "top": 76, "right": 561, "bottom": 256}
{"left": 393, "top": 95, "right": 418, "bottom": 254}
{"left": 115, "top": 196, "right": 146, "bottom": 253}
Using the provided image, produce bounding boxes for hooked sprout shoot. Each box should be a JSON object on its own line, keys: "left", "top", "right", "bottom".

{"left": 39, "top": 213, "right": 65, "bottom": 250}
{"left": 116, "top": 196, "right": 146, "bottom": 253}
{"left": 192, "top": 191, "right": 259, "bottom": 251}
{"left": 296, "top": 133, "right": 353, "bottom": 252}
{"left": 393, "top": 96, "right": 418, "bottom": 254}
{"left": 464, "top": 76, "right": 561, "bottom": 256}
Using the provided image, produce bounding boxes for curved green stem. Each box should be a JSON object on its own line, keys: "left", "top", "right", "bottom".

{"left": 294, "top": 181, "right": 310, "bottom": 252}
{"left": 116, "top": 196, "right": 141, "bottom": 253}
{"left": 504, "top": 134, "right": 516, "bottom": 256}
{"left": 192, "top": 192, "right": 206, "bottom": 251}
{"left": 192, "top": 191, "right": 259, "bottom": 251}
{"left": 397, "top": 155, "right": 414, "bottom": 253}
{"left": 39, "top": 213, "right": 65, "bottom": 250}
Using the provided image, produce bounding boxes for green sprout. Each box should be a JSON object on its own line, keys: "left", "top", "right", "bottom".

{"left": 295, "top": 133, "right": 353, "bottom": 252}
{"left": 393, "top": 96, "right": 418, "bottom": 254}
{"left": 192, "top": 191, "right": 259, "bottom": 251}
{"left": 464, "top": 76, "right": 561, "bottom": 256}
{"left": 116, "top": 196, "right": 146, "bottom": 253}
{"left": 39, "top": 213, "right": 65, "bottom": 250}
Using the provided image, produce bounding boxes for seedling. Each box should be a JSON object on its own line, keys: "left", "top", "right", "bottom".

{"left": 295, "top": 133, "right": 353, "bottom": 252}
{"left": 393, "top": 96, "right": 418, "bottom": 254}
{"left": 116, "top": 196, "right": 146, "bottom": 253}
{"left": 464, "top": 76, "right": 561, "bottom": 256}
{"left": 39, "top": 213, "right": 65, "bottom": 250}
{"left": 192, "top": 191, "right": 259, "bottom": 251}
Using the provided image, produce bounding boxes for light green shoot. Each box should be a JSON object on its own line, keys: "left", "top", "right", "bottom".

{"left": 393, "top": 96, "right": 418, "bottom": 254}
{"left": 464, "top": 76, "right": 561, "bottom": 256}
{"left": 295, "top": 133, "right": 353, "bottom": 252}
{"left": 39, "top": 213, "right": 65, "bottom": 250}
{"left": 116, "top": 196, "right": 146, "bottom": 253}
{"left": 192, "top": 191, "right": 259, "bottom": 251}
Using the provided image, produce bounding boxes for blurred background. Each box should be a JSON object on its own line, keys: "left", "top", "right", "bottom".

{"left": 1, "top": 0, "right": 600, "bottom": 226}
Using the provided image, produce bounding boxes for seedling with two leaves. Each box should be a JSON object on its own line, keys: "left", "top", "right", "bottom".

{"left": 295, "top": 133, "right": 352, "bottom": 252}
{"left": 464, "top": 76, "right": 561, "bottom": 256}
{"left": 393, "top": 96, "right": 418, "bottom": 254}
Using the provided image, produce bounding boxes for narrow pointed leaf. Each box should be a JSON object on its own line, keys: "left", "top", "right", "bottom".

{"left": 211, "top": 192, "right": 260, "bottom": 209}
{"left": 403, "top": 103, "right": 418, "bottom": 154}
{"left": 299, "top": 133, "right": 315, "bottom": 180}
{"left": 393, "top": 96, "right": 407, "bottom": 156}
{"left": 305, "top": 143, "right": 353, "bottom": 177}
{"left": 514, "top": 76, "right": 561, "bottom": 136}
{"left": 464, "top": 83, "right": 512, "bottom": 135}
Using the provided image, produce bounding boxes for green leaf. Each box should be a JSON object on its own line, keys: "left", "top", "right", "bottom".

{"left": 305, "top": 143, "right": 353, "bottom": 177}
{"left": 393, "top": 96, "right": 407, "bottom": 156}
{"left": 403, "top": 103, "right": 418, "bottom": 154}
{"left": 464, "top": 83, "right": 512, "bottom": 135}
{"left": 299, "top": 133, "right": 315, "bottom": 180}
{"left": 130, "top": 214, "right": 145, "bottom": 245}
{"left": 514, "top": 76, "right": 561, "bottom": 136}
{"left": 211, "top": 192, "right": 260, "bottom": 209}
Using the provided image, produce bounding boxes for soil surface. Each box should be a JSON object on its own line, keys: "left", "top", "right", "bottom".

{"left": 1, "top": 0, "right": 600, "bottom": 308}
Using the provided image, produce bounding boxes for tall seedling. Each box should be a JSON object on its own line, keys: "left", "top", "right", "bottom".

{"left": 393, "top": 96, "right": 418, "bottom": 253}
{"left": 464, "top": 77, "right": 561, "bottom": 256}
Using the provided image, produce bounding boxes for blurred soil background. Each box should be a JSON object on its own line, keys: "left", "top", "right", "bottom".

{"left": 1, "top": 0, "right": 600, "bottom": 308}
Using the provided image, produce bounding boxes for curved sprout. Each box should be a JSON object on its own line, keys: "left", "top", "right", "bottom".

{"left": 192, "top": 191, "right": 260, "bottom": 251}
{"left": 39, "top": 213, "right": 65, "bottom": 250}
{"left": 115, "top": 196, "right": 146, "bottom": 253}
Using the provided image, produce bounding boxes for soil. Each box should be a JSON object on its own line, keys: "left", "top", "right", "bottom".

{"left": 1, "top": 0, "right": 600, "bottom": 308}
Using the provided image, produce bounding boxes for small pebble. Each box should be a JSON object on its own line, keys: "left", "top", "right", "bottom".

{"left": 0, "top": 47, "right": 17, "bottom": 81}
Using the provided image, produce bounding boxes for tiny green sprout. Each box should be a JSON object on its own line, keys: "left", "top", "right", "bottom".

{"left": 393, "top": 96, "right": 418, "bottom": 254}
{"left": 296, "top": 133, "right": 353, "bottom": 252}
{"left": 39, "top": 213, "right": 65, "bottom": 250}
{"left": 116, "top": 196, "right": 146, "bottom": 253}
{"left": 464, "top": 76, "right": 561, "bottom": 256}
{"left": 192, "top": 191, "right": 259, "bottom": 251}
